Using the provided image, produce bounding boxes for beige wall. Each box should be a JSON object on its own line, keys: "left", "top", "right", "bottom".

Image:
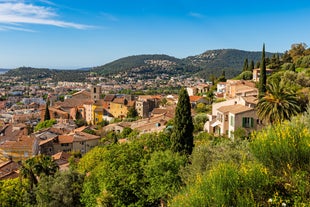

{"left": 228, "top": 110, "right": 260, "bottom": 138}
{"left": 83, "top": 104, "right": 93, "bottom": 124}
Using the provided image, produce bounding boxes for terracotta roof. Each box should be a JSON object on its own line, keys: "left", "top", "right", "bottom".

{"left": 83, "top": 100, "right": 94, "bottom": 105}
{"left": 55, "top": 98, "right": 91, "bottom": 108}
{"left": 49, "top": 107, "right": 69, "bottom": 115}
{"left": 74, "top": 126, "right": 88, "bottom": 132}
{"left": 113, "top": 97, "right": 126, "bottom": 104}
{"left": 52, "top": 151, "right": 71, "bottom": 161}
{"left": 58, "top": 135, "right": 74, "bottom": 144}
{"left": 72, "top": 90, "right": 91, "bottom": 98}
{"left": 73, "top": 131, "right": 100, "bottom": 141}
{"left": 0, "top": 160, "right": 19, "bottom": 169}
{"left": 152, "top": 108, "right": 167, "bottom": 114}
{"left": 0, "top": 170, "right": 19, "bottom": 180}
{"left": 38, "top": 136, "right": 57, "bottom": 146}
{"left": 242, "top": 96, "right": 258, "bottom": 105}
{"left": 0, "top": 136, "right": 34, "bottom": 149}
{"left": 138, "top": 95, "right": 155, "bottom": 100}
{"left": 189, "top": 96, "right": 203, "bottom": 102}
{"left": 103, "top": 94, "right": 116, "bottom": 102}
{"left": 218, "top": 104, "right": 253, "bottom": 114}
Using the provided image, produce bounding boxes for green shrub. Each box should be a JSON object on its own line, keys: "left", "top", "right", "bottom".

{"left": 250, "top": 117, "right": 310, "bottom": 174}
{"left": 34, "top": 119, "right": 56, "bottom": 131}
{"left": 170, "top": 162, "right": 271, "bottom": 206}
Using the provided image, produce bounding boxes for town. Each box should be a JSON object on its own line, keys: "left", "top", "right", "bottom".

{"left": 0, "top": 64, "right": 263, "bottom": 177}
{"left": 1, "top": 43, "right": 310, "bottom": 206}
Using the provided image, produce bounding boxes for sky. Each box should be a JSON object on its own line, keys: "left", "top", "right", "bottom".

{"left": 0, "top": 0, "right": 310, "bottom": 69}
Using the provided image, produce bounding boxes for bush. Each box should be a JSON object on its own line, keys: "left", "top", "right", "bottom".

{"left": 250, "top": 116, "right": 310, "bottom": 174}
{"left": 170, "top": 162, "right": 271, "bottom": 206}
{"left": 34, "top": 119, "right": 56, "bottom": 131}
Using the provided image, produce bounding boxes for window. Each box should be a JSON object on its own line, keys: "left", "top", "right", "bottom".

{"left": 61, "top": 143, "right": 69, "bottom": 147}
{"left": 94, "top": 87, "right": 96, "bottom": 93}
{"left": 242, "top": 117, "right": 254, "bottom": 128}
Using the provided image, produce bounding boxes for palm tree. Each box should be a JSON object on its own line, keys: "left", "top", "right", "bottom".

{"left": 20, "top": 155, "right": 58, "bottom": 189}
{"left": 256, "top": 80, "right": 301, "bottom": 124}
{"left": 34, "top": 155, "right": 58, "bottom": 177}
{"left": 20, "top": 158, "right": 39, "bottom": 189}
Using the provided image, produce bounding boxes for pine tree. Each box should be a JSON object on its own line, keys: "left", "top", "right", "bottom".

{"left": 243, "top": 58, "right": 248, "bottom": 71}
{"left": 170, "top": 88, "right": 194, "bottom": 155}
{"left": 259, "top": 44, "right": 267, "bottom": 98}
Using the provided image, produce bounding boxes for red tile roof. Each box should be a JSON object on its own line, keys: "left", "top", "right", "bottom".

{"left": 189, "top": 96, "right": 203, "bottom": 102}
{"left": 58, "top": 135, "right": 74, "bottom": 144}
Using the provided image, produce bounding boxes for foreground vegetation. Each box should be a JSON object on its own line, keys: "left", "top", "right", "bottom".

{"left": 1, "top": 110, "right": 310, "bottom": 206}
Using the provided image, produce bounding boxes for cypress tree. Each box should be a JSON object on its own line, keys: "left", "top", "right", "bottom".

{"left": 44, "top": 102, "right": 51, "bottom": 121}
{"left": 249, "top": 60, "right": 254, "bottom": 71}
{"left": 259, "top": 44, "right": 267, "bottom": 98}
{"left": 243, "top": 58, "right": 248, "bottom": 71}
{"left": 170, "top": 88, "right": 194, "bottom": 155}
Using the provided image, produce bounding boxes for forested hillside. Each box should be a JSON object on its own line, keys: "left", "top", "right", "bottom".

{"left": 3, "top": 49, "right": 277, "bottom": 81}
{"left": 91, "top": 49, "right": 275, "bottom": 79}
{"left": 4, "top": 67, "right": 88, "bottom": 82}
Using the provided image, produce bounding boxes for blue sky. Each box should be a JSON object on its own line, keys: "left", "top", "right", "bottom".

{"left": 0, "top": 0, "right": 310, "bottom": 69}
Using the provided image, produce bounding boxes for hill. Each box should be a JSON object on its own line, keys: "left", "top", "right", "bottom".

{"left": 92, "top": 49, "right": 275, "bottom": 79}
{"left": 91, "top": 54, "right": 196, "bottom": 77}
{"left": 3, "top": 49, "right": 277, "bottom": 81}
{"left": 186, "top": 49, "right": 275, "bottom": 78}
{"left": 4, "top": 67, "right": 88, "bottom": 82}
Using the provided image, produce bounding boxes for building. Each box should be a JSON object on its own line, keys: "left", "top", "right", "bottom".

{"left": 225, "top": 80, "right": 258, "bottom": 99}
{"left": 91, "top": 86, "right": 101, "bottom": 101}
{"left": 187, "top": 84, "right": 210, "bottom": 96}
{"left": 204, "top": 96, "right": 262, "bottom": 138}
{"left": 109, "top": 97, "right": 135, "bottom": 119}
{"left": 135, "top": 95, "right": 160, "bottom": 118}
{"left": 252, "top": 68, "right": 274, "bottom": 82}
{"left": 38, "top": 131, "right": 100, "bottom": 155}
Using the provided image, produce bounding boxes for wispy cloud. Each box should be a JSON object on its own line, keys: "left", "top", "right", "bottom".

{"left": 101, "top": 12, "right": 118, "bottom": 22}
{"left": 0, "top": 1, "right": 92, "bottom": 31}
{"left": 0, "top": 24, "right": 35, "bottom": 32}
{"left": 189, "top": 12, "right": 205, "bottom": 19}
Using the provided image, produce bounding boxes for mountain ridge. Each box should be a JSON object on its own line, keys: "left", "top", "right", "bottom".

{"left": 2, "top": 49, "right": 277, "bottom": 81}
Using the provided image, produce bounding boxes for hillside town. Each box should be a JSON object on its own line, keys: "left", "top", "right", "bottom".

{"left": 1, "top": 40, "right": 310, "bottom": 206}
{"left": 0, "top": 66, "right": 266, "bottom": 180}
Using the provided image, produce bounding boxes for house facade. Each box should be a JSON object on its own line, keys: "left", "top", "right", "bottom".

{"left": 204, "top": 96, "right": 262, "bottom": 138}
{"left": 110, "top": 97, "right": 135, "bottom": 119}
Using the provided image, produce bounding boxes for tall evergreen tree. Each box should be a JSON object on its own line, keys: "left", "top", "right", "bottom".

{"left": 259, "top": 44, "right": 267, "bottom": 98}
{"left": 171, "top": 88, "right": 194, "bottom": 155}
{"left": 249, "top": 60, "right": 255, "bottom": 71}
{"left": 217, "top": 70, "right": 226, "bottom": 82}
{"left": 44, "top": 98, "right": 51, "bottom": 121}
{"left": 243, "top": 58, "right": 248, "bottom": 71}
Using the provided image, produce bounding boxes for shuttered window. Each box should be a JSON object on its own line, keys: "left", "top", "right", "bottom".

{"left": 242, "top": 117, "right": 254, "bottom": 128}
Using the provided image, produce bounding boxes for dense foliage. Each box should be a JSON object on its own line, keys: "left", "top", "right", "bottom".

{"left": 34, "top": 119, "right": 56, "bottom": 132}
